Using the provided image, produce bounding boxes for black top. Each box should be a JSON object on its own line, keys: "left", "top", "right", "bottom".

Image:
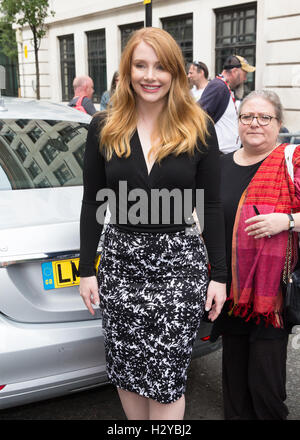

{"left": 79, "top": 114, "right": 227, "bottom": 282}
{"left": 210, "top": 152, "right": 289, "bottom": 341}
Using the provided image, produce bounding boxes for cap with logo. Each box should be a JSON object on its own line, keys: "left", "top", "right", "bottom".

{"left": 223, "top": 55, "right": 256, "bottom": 73}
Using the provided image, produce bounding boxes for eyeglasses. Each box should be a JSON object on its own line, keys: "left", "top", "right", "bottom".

{"left": 239, "top": 114, "right": 278, "bottom": 126}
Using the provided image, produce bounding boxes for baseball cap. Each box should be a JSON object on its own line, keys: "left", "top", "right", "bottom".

{"left": 223, "top": 55, "right": 256, "bottom": 73}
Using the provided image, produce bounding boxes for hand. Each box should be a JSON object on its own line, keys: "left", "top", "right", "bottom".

{"left": 205, "top": 280, "right": 226, "bottom": 321}
{"left": 79, "top": 275, "right": 100, "bottom": 315}
{"left": 245, "top": 213, "right": 289, "bottom": 239}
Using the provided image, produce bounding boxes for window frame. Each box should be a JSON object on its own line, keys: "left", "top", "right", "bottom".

{"left": 59, "top": 34, "right": 76, "bottom": 102}
{"left": 214, "top": 2, "right": 257, "bottom": 94}
{"left": 86, "top": 29, "right": 107, "bottom": 103}
{"left": 161, "top": 13, "right": 193, "bottom": 66}
{"left": 119, "top": 22, "right": 144, "bottom": 52}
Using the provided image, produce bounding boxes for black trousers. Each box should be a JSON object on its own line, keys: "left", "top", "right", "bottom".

{"left": 222, "top": 333, "right": 289, "bottom": 420}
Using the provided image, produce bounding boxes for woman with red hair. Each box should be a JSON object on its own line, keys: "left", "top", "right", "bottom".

{"left": 79, "top": 27, "right": 226, "bottom": 420}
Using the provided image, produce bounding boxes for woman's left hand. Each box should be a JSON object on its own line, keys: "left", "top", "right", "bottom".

{"left": 245, "top": 213, "right": 289, "bottom": 239}
{"left": 205, "top": 280, "right": 227, "bottom": 321}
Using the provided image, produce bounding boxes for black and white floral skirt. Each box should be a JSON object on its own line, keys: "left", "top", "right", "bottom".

{"left": 97, "top": 224, "right": 208, "bottom": 404}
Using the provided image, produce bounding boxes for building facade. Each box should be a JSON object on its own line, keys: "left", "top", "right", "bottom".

{"left": 16, "top": 0, "right": 300, "bottom": 130}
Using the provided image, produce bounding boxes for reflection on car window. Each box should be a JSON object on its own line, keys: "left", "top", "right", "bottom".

{"left": 15, "top": 119, "right": 30, "bottom": 129}
{"left": 27, "top": 125, "right": 44, "bottom": 143}
{"left": 0, "top": 119, "right": 89, "bottom": 190}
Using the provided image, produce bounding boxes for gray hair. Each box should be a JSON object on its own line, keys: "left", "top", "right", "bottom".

{"left": 239, "top": 89, "right": 284, "bottom": 123}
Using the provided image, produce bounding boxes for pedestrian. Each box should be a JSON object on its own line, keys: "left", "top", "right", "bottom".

{"left": 68, "top": 75, "right": 97, "bottom": 115}
{"left": 78, "top": 27, "right": 227, "bottom": 420}
{"left": 100, "top": 71, "right": 119, "bottom": 110}
{"left": 187, "top": 61, "right": 209, "bottom": 101}
{"left": 210, "top": 89, "right": 300, "bottom": 419}
{"left": 199, "top": 55, "right": 255, "bottom": 154}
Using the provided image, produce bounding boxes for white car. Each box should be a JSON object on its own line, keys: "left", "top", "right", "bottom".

{"left": 0, "top": 97, "right": 220, "bottom": 410}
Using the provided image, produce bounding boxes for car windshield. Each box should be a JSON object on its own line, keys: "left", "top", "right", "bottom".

{"left": 0, "top": 119, "right": 89, "bottom": 190}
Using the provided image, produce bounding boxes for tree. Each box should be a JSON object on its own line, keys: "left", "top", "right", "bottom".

{"left": 0, "top": 21, "right": 18, "bottom": 62}
{"left": 0, "top": 0, "right": 55, "bottom": 99}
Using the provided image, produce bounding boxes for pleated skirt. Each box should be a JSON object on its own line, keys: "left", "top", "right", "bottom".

{"left": 97, "top": 224, "right": 208, "bottom": 404}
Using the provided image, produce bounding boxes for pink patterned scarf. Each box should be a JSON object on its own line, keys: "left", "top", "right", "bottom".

{"left": 229, "top": 144, "right": 300, "bottom": 327}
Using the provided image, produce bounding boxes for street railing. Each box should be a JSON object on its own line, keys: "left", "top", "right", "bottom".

{"left": 278, "top": 132, "right": 300, "bottom": 144}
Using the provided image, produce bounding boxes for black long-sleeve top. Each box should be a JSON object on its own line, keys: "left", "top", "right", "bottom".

{"left": 210, "top": 152, "right": 290, "bottom": 341}
{"left": 79, "top": 114, "right": 227, "bottom": 283}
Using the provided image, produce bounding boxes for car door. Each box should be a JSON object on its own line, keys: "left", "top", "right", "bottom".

{"left": 0, "top": 116, "right": 102, "bottom": 323}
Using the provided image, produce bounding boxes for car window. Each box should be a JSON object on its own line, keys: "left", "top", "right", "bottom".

{"left": 0, "top": 119, "right": 89, "bottom": 190}
{"left": 0, "top": 164, "right": 12, "bottom": 190}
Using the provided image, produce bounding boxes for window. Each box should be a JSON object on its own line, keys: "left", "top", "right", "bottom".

{"left": 27, "top": 125, "right": 43, "bottom": 143}
{"left": 73, "top": 144, "right": 85, "bottom": 169}
{"left": 53, "top": 161, "right": 74, "bottom": 185}
{"left": 58, "top": 125, "right": 79, "bottom": 143}
{"left": 215, "top": 3, "right": 257, "bottom": 94}
{"left": 0, "top": 54, "right": 18, "bottom": 97}
{"left": 15, "top": 119, "right": 29, "bottom": 129}
{"left": 15, "top": 142, "right": 29, "bottom": 162}
{"left": 27, "top": 160, "right": 42, "bottom": 179}
{"left": 162, "top": 14, "right": 193, "bottom": 65}
{"left": 120, "top": 22, "right": 144, "bottom": 52}
{"left": 0, "top": 24, "right": 18, "bottom": 97}
{"left": 40, "top": 143, "right": 60, "bottom": 165}
{"left": 3, "top": 128, "right": 15, "bottom": 144}
{"left": 59, "top": 35, "right": 75, "bottom": 101}
{"left": 44, "top": 120, "right": 60, "bottom": 127}
{"left": 87, "top": 29, "right": 107, "bottom": 103}
{"left": 36, "top": 177, "right": 51, "bottom": 188}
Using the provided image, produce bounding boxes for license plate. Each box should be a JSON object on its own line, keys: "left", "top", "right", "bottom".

{"left": 41, "top": 256, "right": 100, "bottom": 290}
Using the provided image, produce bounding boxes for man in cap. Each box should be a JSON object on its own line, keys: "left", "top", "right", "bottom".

{"left": 199, "top": 55, "right": 255, "bottom": 154}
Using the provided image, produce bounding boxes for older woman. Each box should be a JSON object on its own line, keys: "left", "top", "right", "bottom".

{"left": 211, "top": 90, "right": 300, "bottom": 420}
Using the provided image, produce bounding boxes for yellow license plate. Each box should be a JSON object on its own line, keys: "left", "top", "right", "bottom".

{"left": 42, "top": 256, "right": 100, "bottom": 290}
